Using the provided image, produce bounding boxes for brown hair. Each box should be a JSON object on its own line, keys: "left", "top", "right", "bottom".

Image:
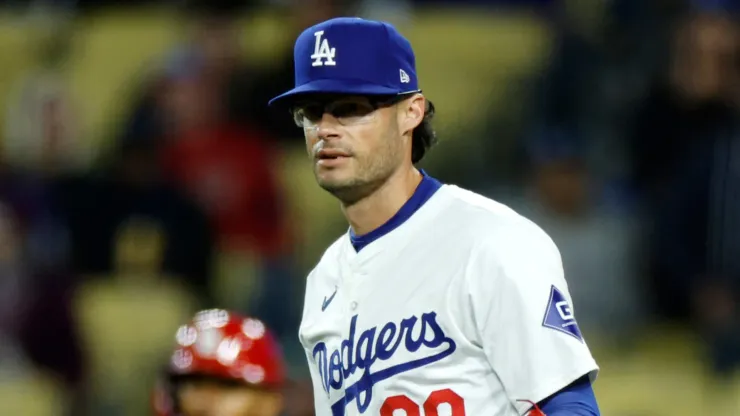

{"left": 411, "top": 99, "right": 437, "bottom": 164}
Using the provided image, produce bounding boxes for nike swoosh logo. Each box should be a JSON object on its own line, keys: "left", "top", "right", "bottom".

{"left": 322, "top": 286, "right": 338, "bottom": 311}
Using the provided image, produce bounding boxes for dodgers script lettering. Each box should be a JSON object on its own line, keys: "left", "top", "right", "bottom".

{"left": 312, "top": 312, "right": 457, "bottom": 415}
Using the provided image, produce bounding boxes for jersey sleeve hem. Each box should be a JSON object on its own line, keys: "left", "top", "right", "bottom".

{"left": 513, "top": 363, "right": 599, "bottom": 415}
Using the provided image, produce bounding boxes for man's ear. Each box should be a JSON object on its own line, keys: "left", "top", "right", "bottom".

{"left": 398, "top": 94, "right": 425, "bottom": 137}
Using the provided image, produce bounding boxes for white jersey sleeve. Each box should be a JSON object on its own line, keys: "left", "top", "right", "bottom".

{"left": 304, "top": 349, "right": 332, "bottom": 412}
{"left": 298, "top": 269, "right": 333, "bottom": 413}
{"left": 466, "top": 217, "right": 599, "bottom": 414}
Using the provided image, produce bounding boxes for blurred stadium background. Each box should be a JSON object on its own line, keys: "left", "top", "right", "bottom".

{"left": 0, "top": 0, "right": 738, "bottom": 414}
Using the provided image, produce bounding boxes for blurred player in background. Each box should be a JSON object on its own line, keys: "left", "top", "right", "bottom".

{"left": 269, "top": 17, "right": 601, "bottom": 415}
{"left": 153, "top": 309, "right": 285, "bottom": 416}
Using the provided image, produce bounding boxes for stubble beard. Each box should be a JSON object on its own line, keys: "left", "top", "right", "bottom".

{"left": 316, "top": 157, "right": 395, "bottom": 206}
{"left": 317, "top": 135, "right": 402, "bottom": 206}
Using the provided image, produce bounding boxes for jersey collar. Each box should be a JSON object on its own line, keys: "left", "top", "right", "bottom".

{"left": 349, "top": 170, "right": 442, "bottom": 252}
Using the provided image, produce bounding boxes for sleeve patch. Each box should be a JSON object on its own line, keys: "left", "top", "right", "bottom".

{"left": 542, "top": 285, "right": 584, "bottom": 342}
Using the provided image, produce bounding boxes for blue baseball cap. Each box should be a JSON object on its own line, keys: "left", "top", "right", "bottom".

{"left": 268, "top": 17, "right": 420, "bottom": 108}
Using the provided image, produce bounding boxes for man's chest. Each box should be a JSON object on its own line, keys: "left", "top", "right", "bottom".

{"left": 304, "top": 248, "right": 464, "bottom": 345}
{"left": 300, "top": 255, "right": 508, "bottom": 415}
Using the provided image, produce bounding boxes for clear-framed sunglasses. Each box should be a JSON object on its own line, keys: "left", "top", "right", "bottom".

{"left": 290, "top": 91, "right": 419, "bottom": 129}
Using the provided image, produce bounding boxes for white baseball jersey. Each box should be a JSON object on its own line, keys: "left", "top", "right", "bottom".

{"left": 299, "top": 183, "right": 599, "bottom": 416}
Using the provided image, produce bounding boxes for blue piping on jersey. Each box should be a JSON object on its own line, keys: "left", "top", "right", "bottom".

{"left": 350, "top": 170, "right": 442, "bottom": 252}
{"left": 538, "top": 375, "right": 600, "bottom": 415}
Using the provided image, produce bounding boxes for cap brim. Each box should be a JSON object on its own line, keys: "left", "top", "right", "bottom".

{"left": 268, "top": 79, "right": 401, "bottom": 108}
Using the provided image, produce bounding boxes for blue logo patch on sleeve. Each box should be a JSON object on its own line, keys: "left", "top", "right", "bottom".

{"left": 542, "top": 285, "right": 583, "bottom": 342}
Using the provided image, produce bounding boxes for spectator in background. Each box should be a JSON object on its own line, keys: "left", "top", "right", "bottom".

{"left": 231, "top": 0, "right": 360, "bottom": 141}
{"left": 495, "top": 128, "right": 646, "bottom": 341}
{"left": 630, "top": 7, "right": 740, "bottom": 376}
{"left": 1, "top": 17, "right": 86, "bottom": 413}
{"left": 115, "top": 2, "right": 306, "bottom": 345}
{"left": 120, "top": 1, "right": 266, "bottom": 145}
{"left": 0, "top": 205, "right": 28, "bottom": 369}
{"left": 0, "top": 200, "right": 84, "bottom": 415}
{"left": 157, "top": 48, "right": 289, "bottom": 259}
{"left": 58, "top": 136, "right": 215, "bottom": 305}
{"left": 120, "top": 0, "right": 356, "bottom": 144}
{"left": 119, "top": 1, "right": 293, "bottom": 259}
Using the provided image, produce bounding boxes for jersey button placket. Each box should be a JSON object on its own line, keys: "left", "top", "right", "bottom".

{"left": 346, "top": 264, "right": 364, "bottom": 315}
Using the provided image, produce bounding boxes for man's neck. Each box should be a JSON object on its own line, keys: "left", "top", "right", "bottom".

{"left": 343, "top": 167, "right": 422, "bottom": 236}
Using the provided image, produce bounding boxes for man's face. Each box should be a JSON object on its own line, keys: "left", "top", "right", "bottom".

{"left": 296, "top": 94, "right": 422, "bottom": 204}
{"left": 178, "top": 380, "right": 283, "bottom": 416}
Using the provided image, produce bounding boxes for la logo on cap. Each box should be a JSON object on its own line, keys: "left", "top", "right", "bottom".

{"left": 311, "top": 30, "right": 336, "bottom": 67}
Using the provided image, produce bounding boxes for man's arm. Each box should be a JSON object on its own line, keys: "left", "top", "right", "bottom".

{"left": 298, "top": 269, "right": 334, "bottom": 414}
{"left": 304, "top": 349, "right": 333, "bottom": 413}
{"left": 466, "top": 218, "right": 600, "bottom": 415}
{"left": 537, "top": 375, "right": 600, "bottom": 415}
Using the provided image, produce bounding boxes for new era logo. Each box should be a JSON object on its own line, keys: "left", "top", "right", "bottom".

{"left": 311, "top": 30, "right": 336, "bottom": 67}
{"left": 399, "top": 69, "right": 410, "bottom": 83}
{"left": 542, "top": 285, "right": 583, "bottom": 342}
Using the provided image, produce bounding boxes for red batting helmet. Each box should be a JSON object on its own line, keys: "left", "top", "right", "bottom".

{"left": 153, "top": 309, "right": 286, "bottom": 415}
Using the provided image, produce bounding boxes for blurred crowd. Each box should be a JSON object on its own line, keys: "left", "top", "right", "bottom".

{"left": 0, "top": 0, "right": 738, "bottom": 415}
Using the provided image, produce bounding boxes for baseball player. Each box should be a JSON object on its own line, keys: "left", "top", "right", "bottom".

{"left": 268, "top": 17, "right": 601, "bottom": 416}
{"left": 153, "top": 309, "right": 285, "bottom": 416}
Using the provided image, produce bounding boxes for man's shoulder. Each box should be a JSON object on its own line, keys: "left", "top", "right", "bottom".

{"left": 439, "top": 188, "right": 564, "bottom": 299}
{"left": 439, "top": 185, "right": 547, "bottom": 235}
{"left": 307, "top": 234, "right": 347, "bottom": 278}
{"left": 436, "top": 185, "right": 559, "bottom": 258}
